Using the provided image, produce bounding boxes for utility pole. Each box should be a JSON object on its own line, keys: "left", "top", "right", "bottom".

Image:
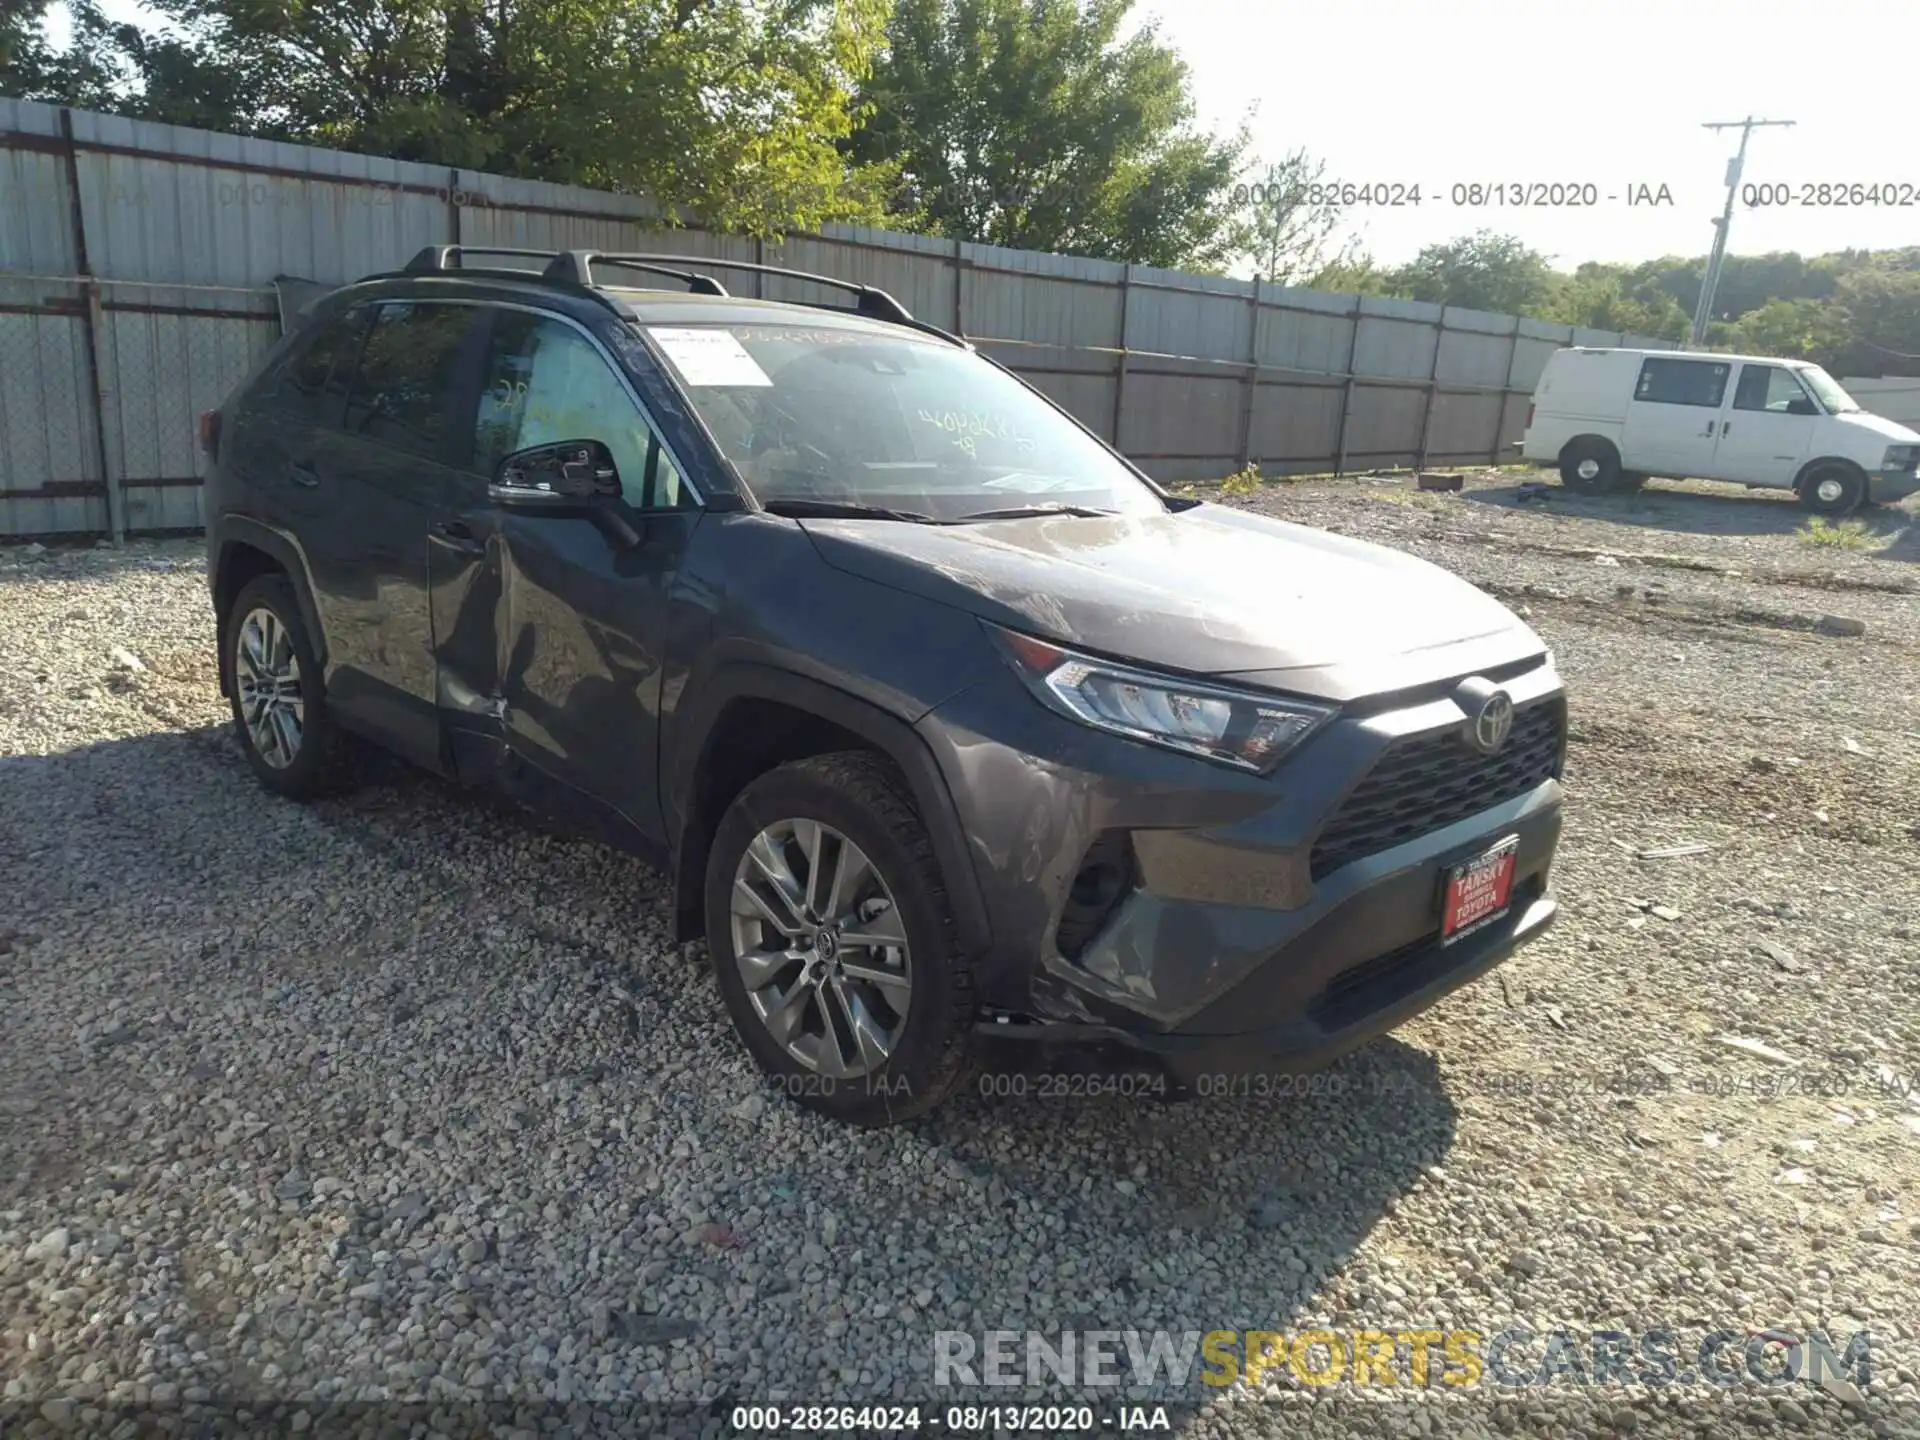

{"left": 1690, "top": 116, "right": 1795, "bottom": 346}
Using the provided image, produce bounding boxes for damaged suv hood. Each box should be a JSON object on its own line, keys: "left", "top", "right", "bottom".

{"left": 801, "top": 503, "right": 1546, "bottom": 702}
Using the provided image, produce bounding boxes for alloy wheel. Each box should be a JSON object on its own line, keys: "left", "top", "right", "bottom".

{"left": 728, "top": 818, "right": 913, "bottom": 1079}
{"left": 234, "top": 606, "right": 304, "bottom": 769}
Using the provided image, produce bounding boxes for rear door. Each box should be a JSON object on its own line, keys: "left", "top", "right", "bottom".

{"left": 1621, "top": 356, "right": 1732, "bottom": 478}
{"left": 222, "top": 306, "right": 370, "bottom": 530}
{"left": 1709, "top": 363, "right": 1817, "bottom": 488}
{"left": 304, "top": 299, "right": 488, "bottom": 770}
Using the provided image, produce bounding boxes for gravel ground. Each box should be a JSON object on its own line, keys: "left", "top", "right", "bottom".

{"left": 2, "top": 473, "right": 1918, "bottom": 1440}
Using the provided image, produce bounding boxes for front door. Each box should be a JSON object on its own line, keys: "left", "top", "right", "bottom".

{"left": 430, "top": 307, "right": 701, "bottom": 851}
{"left": 1622, "top": 355, "right": 1732, "bottom": 479}
{"left": 1708, "top": 363, "right": 1817, "bottom": 488}
{"left": 309, "top": 299, "right": 488, "bottom": 771}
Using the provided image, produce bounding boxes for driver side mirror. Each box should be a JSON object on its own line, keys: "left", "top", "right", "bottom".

{"left": 488, "top": 440, "right": 641, "bottom": 547}
{"left": 1785, "top": 397, "right": 1818, "bottom": 417}
{"left": 489, "top": 439, "right": 619, "bottom": 506}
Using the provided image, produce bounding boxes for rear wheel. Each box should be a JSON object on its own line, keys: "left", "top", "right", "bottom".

{"left": 225, "top": 574, "right": 356, "bottom": 799}
{"left": 1799, "top": 462, "right": 1866, "bottom": 516}
{"left": 703, "top": 752, "right": 975, "bottom": 1126}
{"left": 1558, "top": 438, "right": 1624, "bottom": 494}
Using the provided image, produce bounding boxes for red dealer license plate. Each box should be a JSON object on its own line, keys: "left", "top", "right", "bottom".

{"left": 1441, "top": 836, "right": 1519, "bottom": 944}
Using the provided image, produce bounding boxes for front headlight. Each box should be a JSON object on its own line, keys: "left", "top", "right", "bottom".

{"left": 988, "top": 625, "right": 1335, "bottom": 772}
{"left": 1884, "top": 444, "right": 1919, "bottom": 471}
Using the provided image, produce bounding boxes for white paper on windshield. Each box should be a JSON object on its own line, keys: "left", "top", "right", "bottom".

{"left": 647, "top": 327, "right": 772, "bottom": 387}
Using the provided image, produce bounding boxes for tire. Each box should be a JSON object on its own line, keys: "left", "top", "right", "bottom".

{"left": 224, "top": 573, "right": 357, "bottom": 800}
{"left": 1798, "top": 462, "right": 1866, "bottom": 516}
{"left": 1558, "top": 438, "right": 1623, "bottom": 494}
{"left": 703, "top": 751, "right": 975, "bottom": 1126}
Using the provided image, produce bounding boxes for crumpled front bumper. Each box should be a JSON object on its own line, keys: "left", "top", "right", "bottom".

{"left": 923, "top": 652, "right": 1567, "bottom": 1075}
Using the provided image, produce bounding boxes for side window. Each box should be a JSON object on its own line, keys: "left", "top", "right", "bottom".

{"left": 342, "top": 302, "right": 477, "bottom": 460}
{"left": 1733, "top": 364, "right": 1812, "bottom": 414}
{"left": 1635, "top": 357, "right": 1731, "bottom": 408}
{"left": 474, "top": 312, "right": 684, "bottom": 509}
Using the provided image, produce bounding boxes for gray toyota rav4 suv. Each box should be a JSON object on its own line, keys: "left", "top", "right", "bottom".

{"left": 202, "top": 246, "right": 1566, "bottom": 1124}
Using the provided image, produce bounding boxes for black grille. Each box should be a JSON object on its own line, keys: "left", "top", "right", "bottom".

{"left": 1309, "top": 701, "right": 1564, "bottom": 881}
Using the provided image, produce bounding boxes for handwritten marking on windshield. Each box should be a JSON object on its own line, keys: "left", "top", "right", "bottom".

{"left": 915, "top": 408, "right": 1037, "bottom": 457}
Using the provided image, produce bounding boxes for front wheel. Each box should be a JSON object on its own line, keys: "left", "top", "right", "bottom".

{"left": 1799, "top": 462, "right": 1866, "bottom": 516}
{"left": 703, "top": 752, "right": 975, "bottom": 1126}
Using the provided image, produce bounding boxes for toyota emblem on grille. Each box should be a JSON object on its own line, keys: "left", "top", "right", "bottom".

{"left": 1469, "top": 689, "right": 1514, "bottom": 754}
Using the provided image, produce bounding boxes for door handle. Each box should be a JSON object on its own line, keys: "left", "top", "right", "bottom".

{"left": 288, "top": 461, "right": 320, "bottom": 487}
{"left": 1722, "top": 421, "right": 1731, "bottom": 436}
{"left": 431, "top": 520, "right": 485, "bottom": 556}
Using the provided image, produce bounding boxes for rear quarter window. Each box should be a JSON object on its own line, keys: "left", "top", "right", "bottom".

{"left": 252, "top": 309, "right": 369, "bottom": 423}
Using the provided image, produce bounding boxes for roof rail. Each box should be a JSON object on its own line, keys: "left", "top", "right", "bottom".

{"left": 591, "top": 253, "right": 917, "bottom": 326}
{"left": 394, "top": 244, "right": 958, "bottom": 342}
{"left": 404, "top": 246, "right": 562, "bottom": 274}
{"left": 546, "top": 250, "right": 729, "bottom": 296}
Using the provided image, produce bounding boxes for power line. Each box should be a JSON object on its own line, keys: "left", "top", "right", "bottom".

{"left": 1690, "top": 116, "right": 1795, "bottom": 345}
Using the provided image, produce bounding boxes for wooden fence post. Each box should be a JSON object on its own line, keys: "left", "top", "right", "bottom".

{"left": 1237, "top": 275, "right": 1262, "bottom": 469}
{"left": 1109, "top": 264, "right": 1133, "bottom": 451}
{"left": 1333, "top": 297, "right": 1363, "bottom": 475}
{"left": 60, "top": 108, "right": 122, "bottom": 544}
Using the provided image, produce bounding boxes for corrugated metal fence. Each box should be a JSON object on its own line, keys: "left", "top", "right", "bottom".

{"left": 1840, "top": 378, "right": 1920, "bottom": 428}
{"left": 1, "top": 97, "right": 1685, "bottom": 539}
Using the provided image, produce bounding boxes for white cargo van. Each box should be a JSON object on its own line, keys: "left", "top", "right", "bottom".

{"left": 1519, "top": 347, "right": 1920, "bottom": 513}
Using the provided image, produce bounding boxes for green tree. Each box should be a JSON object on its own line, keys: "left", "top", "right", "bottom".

{"left": 0, "top": 0, "right": 48, "bottom": 88}
{"left": 1547, "top": 273, "right": 1689, "bottom": 340}
{"left": 1728, "top": 297, "right": 1840, "bottom": 361}
{"left": 106, "top": 0, "right": 894, "bottom": 234}
{"left": 2, "top": 0, "right": 125, "bottom": 105}
{"left": 847, "top": 0, "right": 1258, "bottom": 269}
{"left": 1387, "top": 230, "right": 1557, "bottom": 315}
{"left": 1824, "top": 266, "right": 1920, "bottom": 376}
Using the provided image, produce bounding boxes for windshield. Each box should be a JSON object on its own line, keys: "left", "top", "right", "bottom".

{"left": 1797, "top": 365, "right": 1861, "bottom": 413}
{"left": 640, "top": 322, "right": 1165, "bottom": 521}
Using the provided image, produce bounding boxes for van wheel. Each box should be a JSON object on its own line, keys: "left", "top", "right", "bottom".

{"left": 703, "top": 752, "right": 975, "bottom": 1126}
{"left": 1558, "top": 439, "right": 1623, "bottom": 494}
{"left": 1799, "top": 462, "right": 1866, "bottom": 516}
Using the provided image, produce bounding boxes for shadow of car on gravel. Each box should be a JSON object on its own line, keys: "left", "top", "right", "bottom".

{"left": 1462, "top": 480, "right": 1918, "bottom": 552}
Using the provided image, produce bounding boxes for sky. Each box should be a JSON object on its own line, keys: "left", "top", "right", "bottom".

{"left": 1137, "top": 0, "right": 1919, "bottom": 271}
{"left": 47, "top": 0, "right": 1920, "bottom": 274}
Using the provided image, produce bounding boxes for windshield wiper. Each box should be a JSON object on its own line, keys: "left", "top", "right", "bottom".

{"left": 954, "top": 503, "right": 1121, "bottom": 522}
{"left": 759, "top": 497, "right": 947, "bottom": 524}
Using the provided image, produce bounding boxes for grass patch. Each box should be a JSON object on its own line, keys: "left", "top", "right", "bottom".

{"left": 1797, "top": 517, "right": 1876, "bottom": 550}
{"left": 1218, "top": 463, "right": 1263, "bottom": 497}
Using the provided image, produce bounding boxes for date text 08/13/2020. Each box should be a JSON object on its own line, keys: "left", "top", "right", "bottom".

{"left": 1231, "top": 181, "right": 1677, "bottom": 208}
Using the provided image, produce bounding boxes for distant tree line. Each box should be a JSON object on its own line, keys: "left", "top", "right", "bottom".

{"left": 1319, "top": 231, "right": 1920, "bottom": 379}
{"left": 5, "top": 0, "right": 1914, "bottom": 375}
